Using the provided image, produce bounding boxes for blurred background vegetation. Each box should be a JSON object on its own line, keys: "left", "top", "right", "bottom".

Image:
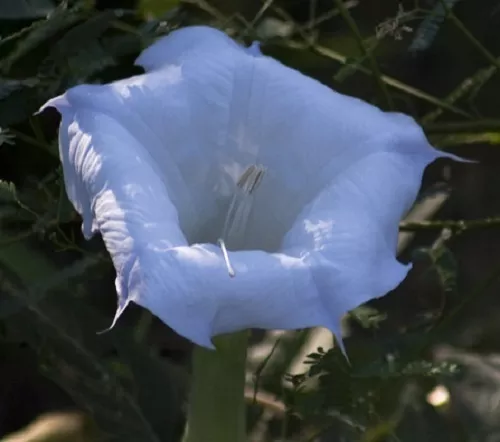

{"left": 1, "top": 0, "right": 500, "bottom": 441}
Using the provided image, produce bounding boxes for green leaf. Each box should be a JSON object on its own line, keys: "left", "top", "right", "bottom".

{"left": 0, "top": 180, "right": 18, "bottom": 203}
{"left": 64, "top": 40, "right": 117, "bottom": 83}
{"left": 0, "top": 0, "right": 55, "bottom": 19}
{"left": 35, "top": 9, "right": 121, "bottom": 87}
{"left": 0, "top": 11, "right": 118, "bottom": 125}
{"left": 47, "top": 10, "right": 118, "bottom": 62}
{"left": 0, "top": 84, "right": 41, "bottom": 126}
{"left": 1, "top": 4, "right": 82, "bottom": 71}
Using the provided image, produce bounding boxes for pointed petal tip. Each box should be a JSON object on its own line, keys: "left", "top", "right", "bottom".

{"left": 189, "top": 332, "right": 216, "bottom": 350}
{"left": 96, "top": 326, "right": 112, "bottom": 336}
{"left": 203, "top": 338, "right": 216, "bottom": 350}
{"left": 436, "top": 149, "right": 477, "bottom": 164}
{"left": 81, "top": 217, "right": 97, "bottom": 240}
{"left": 36, "top": 94, "right": 70, "bottom": 115}
{"left": 96, "top": 299, "right": 130, "bottom": 335}
{"left": 336, "top": 339, "right": 351, "bottom": 366}
{"left": 322, "top": 319, "right": 350, "bottom": 362}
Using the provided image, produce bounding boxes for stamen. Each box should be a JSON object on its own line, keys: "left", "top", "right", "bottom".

{"left": 237, "top": 164, "right": 266, "bottom": 194}
{"left": 222, "top": 164, "right": 267, "bottom": 241}
{"left": 219, "top": 164, "right": 266, "bottom": 277}
{"left": 217, "top": 238, "right": 235, "bottom": 278}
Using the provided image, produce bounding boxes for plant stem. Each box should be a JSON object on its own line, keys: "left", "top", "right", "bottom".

{"left": 182, "top": 331, "right": 249, "bottom": 442}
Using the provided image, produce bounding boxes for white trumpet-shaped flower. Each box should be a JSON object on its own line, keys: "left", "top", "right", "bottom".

{"left": 40, "top": 26, "right": 460, "bottom": 348}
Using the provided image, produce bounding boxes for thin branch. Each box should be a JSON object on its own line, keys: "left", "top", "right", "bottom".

{"left": 281, "top": 39, "right": 471, "bottom": 118}
{"left": 424, "top": 119, "right": 500, "bottom": 133}
{"left": 305, "top": 1, "right": 359, "bottom": 30}
{"left": 181, "top": 0, "right": 229, "bottom": 23}
{"left": 244, "top": 387, "right": 286, "bottom": 415}
{"left": 441, "top": 0, "right": 500, "bottom": 74}
{"left": 399, "top": 217, "right": 500, "bottom": 231}
{"left": 333, "top": 0, "right": 394, "bottom": 109}
{"left": 269, "top": 3, "right": 471, "bottom": 119}
{"left": 421, "top": 63, "right": 498, "bottom": 124}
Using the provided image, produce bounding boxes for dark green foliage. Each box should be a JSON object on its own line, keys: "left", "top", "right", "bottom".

{"left": 0, "top": 0, "right": 55, "bottom": 19}
{"left": 0, "top": 243, "right": 186, "bottom": 441}
{"left": 285, "top": 338, "right": 459, "bottom": 431}
{"left": 0, "top": 3, "right": 188, "bottom": 440}
{"left": 0, "top": 5, "right": 151, "bottom": 128}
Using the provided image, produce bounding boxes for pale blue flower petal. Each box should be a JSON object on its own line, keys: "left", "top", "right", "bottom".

{"left": 282, "top": 149, "right": 438, "bottom": 335}
{"left": 135, "top": 26, "right": 252, "bottom": 72}
{"left": 40, "top": 26, "right": 464, "bottom": 348}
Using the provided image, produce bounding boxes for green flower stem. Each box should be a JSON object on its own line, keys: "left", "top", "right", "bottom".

{"left": 182, "top": 331, "right": 249, "bottom": 442}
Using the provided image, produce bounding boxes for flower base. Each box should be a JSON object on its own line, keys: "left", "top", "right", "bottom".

{"left": 182, "top": 331, "right": 249, "bottom": 442}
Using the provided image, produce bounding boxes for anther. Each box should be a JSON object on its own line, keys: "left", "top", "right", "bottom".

{"left": 237, "top": 164, "right": 266, "bottom": 194}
